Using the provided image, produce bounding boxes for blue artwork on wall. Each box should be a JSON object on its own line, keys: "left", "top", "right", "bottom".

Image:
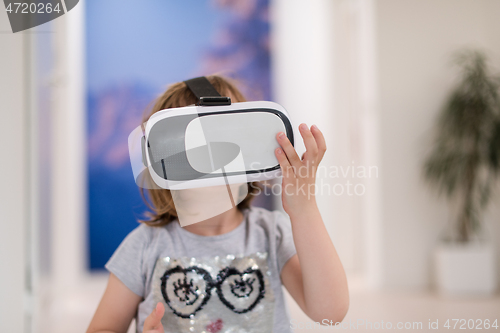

{"left": 86, "top": 0, "right": 271, "bottom": 269}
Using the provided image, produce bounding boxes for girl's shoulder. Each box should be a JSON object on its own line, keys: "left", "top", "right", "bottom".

{"left": 247, "top": 206, "right": 292, "bottom": 235}
{"left": 121, "top": 221, "right": 176, "bottom": 248}
{"left": 247, "top": 207, "right": 296, "bottom": 273}
{"left": 248, "top": 206, "right": 289, "bottom": 224}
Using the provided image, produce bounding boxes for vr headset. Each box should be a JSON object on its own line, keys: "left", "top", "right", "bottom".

{"left": 128, "top": 76, "right": 294, "bottom": 191}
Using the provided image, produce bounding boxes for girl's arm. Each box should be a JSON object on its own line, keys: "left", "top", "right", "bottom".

{"left": 275, "top": 124, "right": 349, "bottom": 324}
{"left": 86, "top": 273, "right": 165, "bottom": 333}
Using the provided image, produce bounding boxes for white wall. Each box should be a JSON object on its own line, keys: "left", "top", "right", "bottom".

{"left": 271, "top": 0, "right": 338, "bottom": 259}
{"left": 377, "top": 0, "right": 500, "bottom": 289}
{"left": 0, "top": 10, "right": 29, "bottom": 332}
{"left": 272, "top": 0, "right": 383, "bottom": 287}
{"left": 0, "top": 4, "right": 87, "bottom": 332}
{"left": 273, "top": 0, "right": 500, "bottom": 291}
{"left": 38, "top": 5, "right": 89, "bottom": 333}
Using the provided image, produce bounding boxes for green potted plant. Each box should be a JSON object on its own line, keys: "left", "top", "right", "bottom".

{"left": 424, "top": 50, "right": 500, "bottom": 295}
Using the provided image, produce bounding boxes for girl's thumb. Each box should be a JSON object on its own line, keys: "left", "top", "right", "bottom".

{"left": 143, "top": 302, "right": 165, "bottom": 332}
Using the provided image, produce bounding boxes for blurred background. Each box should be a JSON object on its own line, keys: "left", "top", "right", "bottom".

{"left": 1, "top": 0, "right": 500, "bottom": 332}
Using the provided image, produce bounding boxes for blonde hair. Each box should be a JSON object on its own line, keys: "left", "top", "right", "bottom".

{"left": 140, "top": 75, "right": 260, "bottom": 227}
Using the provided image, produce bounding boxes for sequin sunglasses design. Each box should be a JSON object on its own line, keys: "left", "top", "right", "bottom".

{"left": 160, "top": 265, "right": 266, "bottom": 319}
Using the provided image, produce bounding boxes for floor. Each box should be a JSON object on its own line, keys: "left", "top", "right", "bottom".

{"left": 287, "top": 278, "right": 500, "bottom": 332}
{"left": 38, "top": 274, "right": 500, "bottom": 333}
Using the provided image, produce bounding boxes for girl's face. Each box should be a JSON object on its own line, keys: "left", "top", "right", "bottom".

{"left": 171, "top": 183, "right": 247, "bottom": 227}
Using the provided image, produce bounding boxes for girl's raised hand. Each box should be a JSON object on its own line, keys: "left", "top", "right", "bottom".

{"left": 142, "top": 302, "right": 165, "bottom": 333}
{"left": 275, "top": 123, "right": 326, "bottom": 218}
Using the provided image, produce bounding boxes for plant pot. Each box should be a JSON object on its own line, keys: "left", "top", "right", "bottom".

{"left": 434, "top": 242, "right": 497, "bottom": 296}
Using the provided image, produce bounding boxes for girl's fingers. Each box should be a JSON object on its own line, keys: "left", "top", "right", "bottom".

{"left": 276, "top": 132, "right": 302, "bottom": 168}
{"left": 143, "top": 302, "right": 164, "bottom": 332}
{"left": 311, "top": 125, "right": 327, "bottom": 161}
{"left": 299, "top": 123, "right": 319, "bottom": 161}
{"left": 275, "top": 147, "right": 295, "bottom": 178}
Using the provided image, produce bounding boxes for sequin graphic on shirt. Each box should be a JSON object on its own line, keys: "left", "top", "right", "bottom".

{"left": 152, "top": 252, "right": 274, "bottom": 333}
{"left": 216, "top": 266, "right": 265, "bottom": 314}
{"left": 160, "top": 266, "right": 213, "bottom": 318}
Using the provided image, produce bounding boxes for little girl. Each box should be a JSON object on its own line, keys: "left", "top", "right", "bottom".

{"left": 86, "top": 75, "right": 349, "bottom": 333}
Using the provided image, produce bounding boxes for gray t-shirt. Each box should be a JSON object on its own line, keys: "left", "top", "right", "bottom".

{"left": 105, "top": 207, "right": 297, "bottom": 333}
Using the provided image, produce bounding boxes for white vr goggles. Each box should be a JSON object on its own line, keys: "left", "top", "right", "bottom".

{"left": 128, "top": 76, "right": 294, "bottom": 191}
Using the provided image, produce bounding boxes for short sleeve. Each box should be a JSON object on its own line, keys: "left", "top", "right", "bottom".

{"left": 274, "top": 210, "right": 297, "bottom": 273}
{"left": 105, "top": 225, "right": 150, "bottom": 297}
